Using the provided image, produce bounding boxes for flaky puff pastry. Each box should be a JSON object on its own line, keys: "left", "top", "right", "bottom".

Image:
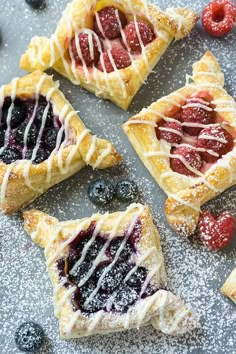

{"left": 23, "top": 203, "right": 199, "bottom": 338}
{"left": 0, "top": 71, "right": 121, "bottom": 214}
{"left": 123, "top": 51, "right": 236, "bottom": 237}
{"left": 20, "top": 0, "right": 199, "bottom": 110}
{"left": 221, "top": 267, "right": 236, "bottom": 305}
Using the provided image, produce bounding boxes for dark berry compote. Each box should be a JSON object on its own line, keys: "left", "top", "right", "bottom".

{"left": 0, "top": 95, "right": 65, "bottom": 164}
{"left": 57, "top": 220, "right": 158, "bottom": 315}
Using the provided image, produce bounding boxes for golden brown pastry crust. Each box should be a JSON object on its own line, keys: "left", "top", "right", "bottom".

{"left": 0, "top": 71, "right": 121, "bottom": 214}
{"left": 23, "top": 203, "right": 198, "bottom": 338}
{"left": 123, "top": 51, "right": 236, "bottom": 237}
{"left": 221, "top": 267, "right": 236, "bottom": 304}
{"left": 19, "top": 0, "right": 199, "bottom": 110}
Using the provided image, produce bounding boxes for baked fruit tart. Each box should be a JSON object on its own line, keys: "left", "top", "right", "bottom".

{"left": 123, "top": 51, "right": 236, "bottom": 237}
{"left": 20, "top": 0, "right": 199, "bottom": 110}
{"left": 23, "top": 203, "right": 199, "bottom": 338}
{"left": 0, "top": 71, "right": 121, "bottom": 213}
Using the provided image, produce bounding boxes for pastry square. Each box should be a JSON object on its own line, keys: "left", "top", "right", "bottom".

{"left": 123, "top": 51, "right": 236, "bottom": 237}
{"left": 221, "top": 267, "right": 236, "bottom": 304}
{"left": 0, "top": 71, "right": 121, "bottom": 213}
{"left": 23, "top": 203, "right": 198, "bottom": 338}
{"left": 20, "top": 0, "right": 199, "bottom": 110}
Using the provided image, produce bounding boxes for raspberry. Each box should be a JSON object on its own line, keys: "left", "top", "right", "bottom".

{"left": 156, "top": 120, "right": 183, "bottom": 144}
{"left": 198, "top": 210, "right": 235, "bottom": 250}
{"left": 71, "top": 32, "right": 100, "bottom": 67}
{"left": 180, "top": 98, "right": 214, "bottom": 136}
{"left": 97, "top": 48, "right": 131, "bottom": 73}
{"left": 202, "top": 0, "right": 236, "bottom": 37}
{"left": 197, "top": 126, "right": 234, "bottom": 162}
{"left": 170, "top": 146, "right": 203, "bottom": 177}
{"left": 124, "top": 20, "right": 155, "bottom": 53}
{"left": 94, "top": 6, "right": 127, "bottom": 39}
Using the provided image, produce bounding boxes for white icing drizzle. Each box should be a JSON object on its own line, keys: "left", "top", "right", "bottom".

{"left": 0, "top": 163, "right": 15, "bottom": 201}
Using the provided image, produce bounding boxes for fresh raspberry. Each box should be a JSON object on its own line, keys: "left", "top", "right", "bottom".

{"left": 94, "top": 6, "right": 127, "bottom": 39}
{"left": 197, "top": 126, "right": 234, "bottom": 162}
{"left": 170, "top": 146, "right": 203, "bottom": 177}
{"left": 156, "top": 120, "right": 183, "bottom": 144}
{"left": 202, "top": 0, "right": 236, "bottom": 37}
{"left": 124, "top": 20, "right": 155, "bottom": 53}
{"left": 198, "top": 210, "right": 235, "bottom": 251}
{"left": 71, "top": 33, "right": 100, "bottom": 67}
{"left": 97, "top": 48, "right": 131, "bottom": 73}
{"left": 180, "top": 98, "right": 214, "bottom": 136}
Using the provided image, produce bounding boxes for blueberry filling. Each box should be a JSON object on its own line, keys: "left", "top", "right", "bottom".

{"left": 57, "top": 220, "right": 158, "bottom": 315}
{"left": 0, "top": 95, "right": 64, "bottom": 164}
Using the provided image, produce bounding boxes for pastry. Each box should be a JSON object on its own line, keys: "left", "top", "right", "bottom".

{"left": 23, "top": 203, "right": 199, "bottom": 338}
{"left": 20, "top": 0, "right": 199, "bottom": 110}
{"left": 0, "top": 71, "right": 121, "bottom": 214}
{"left": 221, "top": 267, "right": 236, "bottom": 304}
{"left": 123, "top": 51, "right": 236, "bottom": 237}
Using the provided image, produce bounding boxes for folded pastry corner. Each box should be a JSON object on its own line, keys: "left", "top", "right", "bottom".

{"left": 20, "top": 0, "right": 199, "bottom": 110}
{"left": 123, "top": 51, "right": 236, "bottom": 238}
{"left": 0, "top": 71, "right": 121, "bottom": 214}
{"left": 23, "top": 203, "right": 199, "bottom": 338}
{"left": 221, "top": 267, "right": 236, "bottom": 305}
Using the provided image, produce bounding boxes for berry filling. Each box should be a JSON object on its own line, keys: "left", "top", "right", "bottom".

{"left": 57, "top": 220, "right": 158, "bottom": 315}
{"left": 202, "top": 0, "right": 236, "bottom": 37}
{"left": 97, "top": 48, "right": 132, "bottom": 73}
{"left": 69, "top": 7, "right": 156, "bottom": 73}
{"left": 156, "top": 120, "right": 183, "bottom": 144}
{"left": 155, "top": 95, "right": 235, "bottom": 177}
{"left": 94, "top": 6, "right": 127, "bottom": 40}
{"left": 170, "top": 146, "right": 203, "bottom": 177}
{"left": 71, "top": 32, "right": 101, "bottom": 67}
{"left": 124, "top": 20, "right": 155, "bottom": 53}
{"left": 197, "top": 126, "right": 234, "bottom": 162}
{"left": 198, "top": 210, "right": 235, "bottom": 250}
{"left": 180, "top": 98, "right": 214, "bottom": 136}
{"left": 0, "top": 95, "right": 65, "bottom": 165}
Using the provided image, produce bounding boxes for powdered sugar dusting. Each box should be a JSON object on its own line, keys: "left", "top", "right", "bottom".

{"left": 0, "top": 0, "right": 235, "bottom": 353}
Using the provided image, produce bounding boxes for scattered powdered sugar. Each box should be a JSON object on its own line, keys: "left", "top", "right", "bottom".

{"left": 0, "top": 0, "right": 236, "bottom": 353}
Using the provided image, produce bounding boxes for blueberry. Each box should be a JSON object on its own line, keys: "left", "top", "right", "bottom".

{"left": 69, "top": 260, "right": 91, "bottom": 285}
{"left": 81, "top": 291, "right": 108, "bottom": 313}
{"left": 73, "top": 285, "right": 109, "bottom": 313}
{"left": 25, "top": 0, "right": 46, "bottom": 9}
{"left": 108, "top": 238, "right": 133, "bottom": 260}
{"left": 141, "top": 283, "right": 156, "bottom": 298}
{"left": 126, "top": 267, "right": 147, "bottom": 293}
{"left": 115, "top": 179, "right": 138, "bottom": 202}
{"left": 15, "top": 321, "right": 45, "bottom": 352}
{"left": 0, "top": 130, "right": 5, "bottom": 146}
{"left": 95, "top": 262, "right": 128, "bottom": 293}
{"left": 3, "top": 105, "right": 25, "bottom": 129}
{"left": 25, "top": 148, "right": 49, "bottom": 164}
{"left": 88, "top": 179, "right": 114, "bottom": 206}
{"left": 112, "top": 286, "right": 139, "bottom": 312}
{"left": 15, "top": 123, "right": 38, "bottom": 147}
{"left": 43, "top": 128, "right": 58, "bottom": 151}
{"left": 0, "top": 147, "right": 22, "bottom": 164}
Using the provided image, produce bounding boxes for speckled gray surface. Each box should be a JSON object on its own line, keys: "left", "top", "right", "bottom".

{"left": 0, "top": 0, "right": 236, "bottom": 353}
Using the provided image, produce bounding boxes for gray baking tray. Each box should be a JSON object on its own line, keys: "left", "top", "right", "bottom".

{"left": 0, "top": 0, "right": 236, "bottom": 353}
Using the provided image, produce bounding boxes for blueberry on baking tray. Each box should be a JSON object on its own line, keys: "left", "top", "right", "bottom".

{"left": 25, "top": 0, "right": 46, "bottom": 10}
{"left": 115, "top": 179, "right": 139, "bottom": 202}
{"left": 87, "top": 178, "right": 115, "bottom": 205}
{"left": 15, "top": 321, "right": 45, "bottom": 352}
{"left": 0, "top": 147, "right": 22, "bottom": 164}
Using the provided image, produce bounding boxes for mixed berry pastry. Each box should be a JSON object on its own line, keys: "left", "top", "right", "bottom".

{"left": 23, "top": 203, "right": 198, "bottom": 338}
{"left": 221, "top": 267, "right": 236, "bottom": 304}
{"left": 20, "top": 0, "right": 199, "bottom": 110}
{"left": 0, "top": 71, "right": 121, "bottom": 213}
{"left": 123, "top": 51, "right": 236, "bottom": 237}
